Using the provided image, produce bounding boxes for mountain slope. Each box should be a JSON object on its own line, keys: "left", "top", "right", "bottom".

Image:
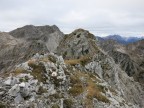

{"left": 1, "top": 53, "right": 143, "bottom": 108}
{"left": 57, "top": 29, "right": 144, "bottom": 107}
{"left": 0, "top": 26, "right": 144, "bottom": 108}
{"left": 98, "top": 39, "right": 144, "bottom": 83}
{"left": 0, "top": 25, "right": 64, "bottom": 73}
{"left": 126, "top": 39, "right": 144, "bottom": 83}
{"left": 10, "top": 25, "right": 64, "bottom": 52}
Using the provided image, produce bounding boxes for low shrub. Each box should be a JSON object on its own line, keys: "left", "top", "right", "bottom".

{"left": 52, "top": 104, "right": 60, "bottom": 108}
{"left": 37, "top": 86, "right": 47, "bottom": 95}
{"left": 0, "top": 102, "right": 6, "bottom": 108}
{"left": 69, "top": 84, "right": 84, "bottom": 96}
{"left": 86, "top": 80, "right": 110, "bottom": 103}
{"left": 28, "top": 62, "right": 47, "bottom": 82}
{"left": 48, "top": 55, "right": 57, "bottom": 63}
{"left": 64, "top": 56, "right": 91, "bottom": 66}
{"left": 63, "top": 99, "right": 73, "bottom": 108}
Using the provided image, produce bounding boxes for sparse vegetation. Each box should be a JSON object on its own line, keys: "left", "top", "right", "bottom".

{"left": 40, "top": 57, "right": 49, "bottom": 62}
{"left": 37, "top": 86, "right": 47, "bottom": 95}
{"left": 51, "top": 104, "right": 60, "bottom": 108}
{"left": 69, "top": 83, "right": 84, "bottom": 96}
{"left": 87, "top": 72, "right": 101, "bottom": 82}
{"left": 19, "top": 76, "right": 29, "bottom": 82}
{"left": 68, "top": 71, "right": 85, "bottom": 96}
{"left": 19, "top": 78, "right": 24, "bottom": 82}
{"left": 13, "top": 68, "right": 27, "bottom": 76}
{"left": 49, "top": 93, "right": 63, "bottom": 99}
{"left": 101, "top": 63, "right": 111, "bottom": 70}
{"left": 63, "top": 99, "right": 73, "bottom": 108}
{"left": 48, "top": 55, "right": 57, "bottom": 63}
{"left": 86, "top": 79, "right": 110, "bottom": 103}
{"left": 64, "top": 56, "right": 91, "bottom": 66}
{"left": 28, "top": 61, "right": 47, "bottom": 82}
{"left": 0, "top": 102, "right": 6, "bottom": 108}
{"left": 69, "top": 70, "right": 109, "bottom": 105}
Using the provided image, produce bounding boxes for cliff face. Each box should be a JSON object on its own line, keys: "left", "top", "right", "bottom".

{"left": 57, "top": 29, "right": 98, "bottom": 59}
{"left": 98, "top": 39, "right": 144, "bottom": 84}
{"left": 0, "top": 26, "right": 144, "bottom": 108}
{"left": 0, "top": 25, "right": 63, "bottom": 73}
{"left": 10, "top": 25, "right": 64, "bottom": 52}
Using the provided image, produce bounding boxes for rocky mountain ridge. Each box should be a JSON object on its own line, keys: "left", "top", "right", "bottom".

{"left": 0, "top": 25, "right": 63, "bottom": 73}
{"left": 0, "top": 25, "right": 144, "bottom": 108}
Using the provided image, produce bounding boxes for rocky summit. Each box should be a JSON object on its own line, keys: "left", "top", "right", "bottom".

{"left": 0, "top": 25, "right": 144, "bottom": 108}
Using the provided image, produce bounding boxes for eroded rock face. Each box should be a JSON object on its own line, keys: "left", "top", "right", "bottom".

{"left": 98, "top": 39, "right": 144, "bottom": 83}
{"left": 0, "top": 25, "right": 64, "bottom": 73}
{"left": 57, "top": 29, "right": 98, "bottom": 59}
{"left": 10, "top": 25, "right": 64, "bottom": 52}
{"left": 85, "top": 53, "right": 144, "bottom": 108}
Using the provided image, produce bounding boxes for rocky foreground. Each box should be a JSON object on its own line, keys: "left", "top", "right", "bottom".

{"left": 0, "top": 25, "right": 144, "bottom": 108}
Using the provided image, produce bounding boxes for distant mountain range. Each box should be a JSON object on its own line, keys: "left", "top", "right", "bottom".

{"left": 97, "top": 35, "right": 144, "bottom": 44}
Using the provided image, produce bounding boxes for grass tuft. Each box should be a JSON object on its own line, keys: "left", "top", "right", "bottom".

{"left": 65, "top": 56, "right": 91, "bottom": 66}
{"left": 28, "top": 61, "right": 47, "bottom": 82}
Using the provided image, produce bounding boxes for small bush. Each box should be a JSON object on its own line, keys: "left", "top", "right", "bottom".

{"left": 19, "top": 78, "right": 24, "bottom": 82}
{"left": 68, "top": 72, "right": 85, "bottom": 96}
{"left": 37, "top": 86, "right": 47, "bottom": 95}
{"left": 28, "top": 60, "right": 38, "bottom": 69}
{"left": 86, "top": 80, "right": 110, "bottom": 103}
{"left": 52, "top": 104, "right": 60, "bottom": 108}
{"left": 70, "top": 75, "right": 81, "bottom": 84}
{"left": 28, "top": 62, "right": 47, "bottom": 82}
{"left": 19, "top": 76, "right": 29, "bottom": 82}
{"left": 63, "top": 99, "right": 73, "bottom": 108}
{"left": 48, "top": 55, "right": 57, "bottom": 63}
{"left": 0, "top": 102, "right": 6, "bottom": 108}
{"left": 96, "top": 85, "right": 106, "bottom": 93}
{"left": 49, "top": 93, "right": 63, "bottom": 99}
{"left": 69, "top": 84, "right": 84, "bottom": 96}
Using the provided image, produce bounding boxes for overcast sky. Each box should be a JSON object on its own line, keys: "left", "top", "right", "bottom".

{"left": 0, "top": 0, "right": 144, "bottom": 37}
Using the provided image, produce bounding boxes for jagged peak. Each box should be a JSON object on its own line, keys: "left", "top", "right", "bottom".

{"left": 10, "top": 24, "right": 60, "bottom": 33}
{"left": 9, "top": 24, "right": 63, "bottom": 40}
{"left": 67, "top": 28, "right": 96, "bottom": 40}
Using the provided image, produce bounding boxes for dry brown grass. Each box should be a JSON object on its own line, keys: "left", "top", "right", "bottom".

{"left": 69, "top": 83, "right": 84, "bottom": 96}
{"left": 86, "top": 79, "right": 110, "bottom": 103}
{"left": 40, "top": 57, "right": 50, "bottom": 62}
{"left": 64, "top": 56, "right": 91, "bottom": 66}
{"left": 13, "top": 68, "right": 27, "bottom": 76}
{"left": 68, "top": 70, "right": 109, "bottom": 107}
{"left": 68, "top": 70, "right": 107, "bottom": 102}
{"left": 28, "top": 61, "right": 47, "bottom": 82}
{"left": 69, "top": 71, "right": 85, "bottom": 96}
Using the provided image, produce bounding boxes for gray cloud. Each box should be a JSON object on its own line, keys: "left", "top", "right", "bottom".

{"left": 0, "top": 0, "right": 144, "bottom": 36}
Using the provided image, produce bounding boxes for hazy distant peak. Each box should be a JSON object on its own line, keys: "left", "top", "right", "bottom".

{"left": 100, "top": 35, "right": 144, "bottom": 44}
